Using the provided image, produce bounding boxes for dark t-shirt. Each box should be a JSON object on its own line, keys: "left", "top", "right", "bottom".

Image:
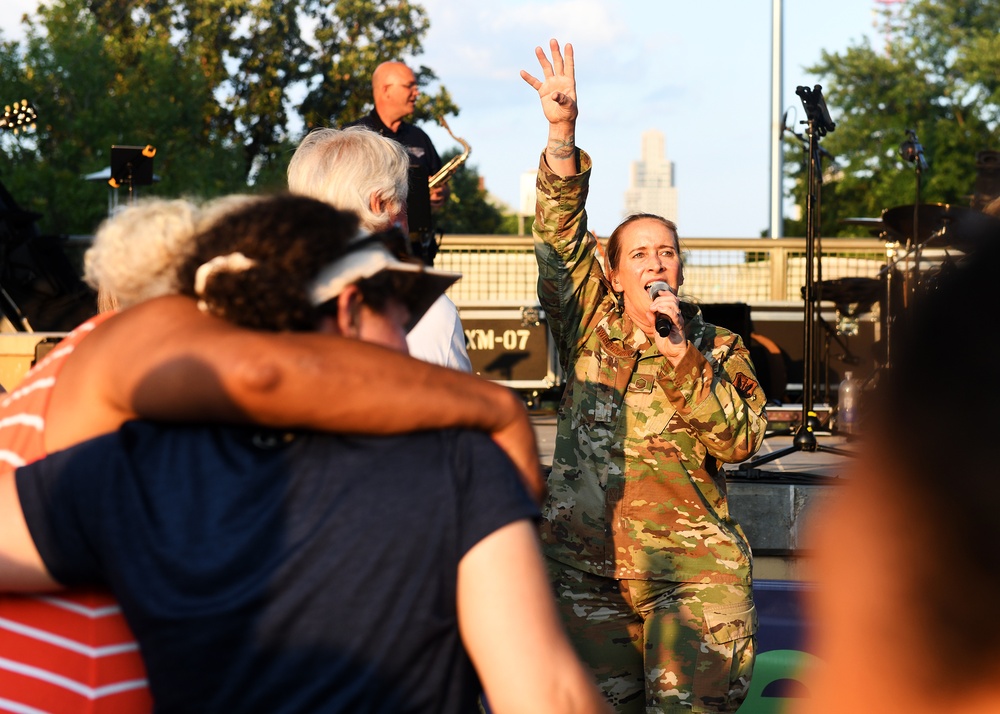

{"left": 17, "top": 422, "right": 538, "bottom": 714}
{"left": 347, "top": 110, "right": 442, "bottom": 176}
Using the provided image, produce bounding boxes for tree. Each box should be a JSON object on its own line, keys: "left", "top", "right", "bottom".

{"left": 3, "top": 0, "right": 249, "bottom": 235}
{"left": 783, "top": 0, "right": 1000, "bottom": 239}
{"left": 0, "top": 0, "right": 451, "bottom": 236}
{"left": 433, "top": 148, "right": 517, "bottom": 236}
{"left": 297, "top": 0, "right": 456, "bottom": 129}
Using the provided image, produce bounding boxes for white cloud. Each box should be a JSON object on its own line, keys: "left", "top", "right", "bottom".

{"left": 0, "top": 0, "right": 37, "bottom": 42}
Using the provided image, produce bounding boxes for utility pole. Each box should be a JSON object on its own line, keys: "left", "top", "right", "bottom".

{"left": 768, "top": 0, "right": 784, "bottom": 238}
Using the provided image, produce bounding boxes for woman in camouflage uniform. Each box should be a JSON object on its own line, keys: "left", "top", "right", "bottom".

{"left": 521, "top": 40, "right": 769, "bottom": 713}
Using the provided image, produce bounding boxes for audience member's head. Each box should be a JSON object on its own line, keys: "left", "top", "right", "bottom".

{"left": 174, "top": 193, "right": 456, "bottom": 347}
{"left": 83, "top": 195, "right": 265, "bottom": 313}
{"left": 287, "top": 126, "right": 410, "bottom": 232}
{"left": 801, "top": 232, "right": 1000, "bottom": 713}
{"left": 84, "top": 198, "right": 201, "bottom": 312}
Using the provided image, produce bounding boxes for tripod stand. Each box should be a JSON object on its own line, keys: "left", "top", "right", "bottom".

{"left": 740, "top": 85, "right": 855, "bottom": 470}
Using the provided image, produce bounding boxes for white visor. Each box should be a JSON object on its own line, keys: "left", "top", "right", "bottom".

{"left": 308, "top": 238, "right": 461, "bottom": 331}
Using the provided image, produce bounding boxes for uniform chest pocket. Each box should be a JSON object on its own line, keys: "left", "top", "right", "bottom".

{"left": 623, "top": 368, "right": 677, "bottom": 436}
{"left": 575, "top": 328, "right": 637, "bottom": 425}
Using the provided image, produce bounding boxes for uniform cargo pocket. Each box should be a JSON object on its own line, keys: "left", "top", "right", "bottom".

{"left": 703, "top": 599, "right": 758, "bottom": 644}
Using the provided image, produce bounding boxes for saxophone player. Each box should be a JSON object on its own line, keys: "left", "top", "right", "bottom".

{"left": 347, "top": 62, "right": 449, "bottom": 219}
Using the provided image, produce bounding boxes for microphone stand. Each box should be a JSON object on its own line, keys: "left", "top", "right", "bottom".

{"left": 899, "top": 129, "right": 929, "bottom": 311}
{"left": 739, "top": 85, "right": 855, "bottom": 472}
{"left": 900, "top": 129, "right": 928, "bottom": 249}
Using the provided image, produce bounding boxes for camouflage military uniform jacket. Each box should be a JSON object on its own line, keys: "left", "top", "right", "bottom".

{"left": 533, "top": 151, "right": 768, "bottom": 584}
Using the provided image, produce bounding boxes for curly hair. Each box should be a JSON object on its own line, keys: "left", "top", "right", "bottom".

{"left": 175, "top": 193, "right": 365, "bottom": 332}
{"left": 84, "top": 198, "right": 202, "bottom": 311}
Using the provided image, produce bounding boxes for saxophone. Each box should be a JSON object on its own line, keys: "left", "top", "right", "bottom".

{"left": 428, "top": 116, "right": 471, "bottom": 189}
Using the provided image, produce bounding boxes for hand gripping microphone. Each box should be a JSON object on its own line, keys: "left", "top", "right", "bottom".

{"left": 647, "top": 281, "right": 673, "bottom": 338}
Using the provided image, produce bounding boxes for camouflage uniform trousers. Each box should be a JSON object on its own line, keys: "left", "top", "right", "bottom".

{"left": 546, "top": 557, "right": 756, "bottom": 713}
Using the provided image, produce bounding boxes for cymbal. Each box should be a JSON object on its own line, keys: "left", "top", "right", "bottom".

{"left": 839, "top": 217, "right": 884, "bottom": 228}
{"left": 881, "top": 203, "right": 1000, "bottom": 249}
{"left": 839, "top": 216, "right": 885, "bottom": 236}
{"left": 813, "top": 277, "right": 881, "bottom": 316}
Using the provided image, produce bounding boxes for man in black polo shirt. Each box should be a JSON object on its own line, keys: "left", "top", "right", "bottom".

{"left": 347, "top": 61, "right": 447, "bottom": 212}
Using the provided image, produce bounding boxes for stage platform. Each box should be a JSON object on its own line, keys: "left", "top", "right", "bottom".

{"left": 529, "top": 409, "right": 857, "bottom": 481}
{"left": 529, "top": 409, "right": 859, "bottom": 582}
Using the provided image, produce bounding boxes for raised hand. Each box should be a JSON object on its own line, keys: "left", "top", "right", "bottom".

{"left": 521, "top": 39, "right": 578, "bottom": 175}
{"left": 520, "top": 39, "right": 577, "bottom": 127}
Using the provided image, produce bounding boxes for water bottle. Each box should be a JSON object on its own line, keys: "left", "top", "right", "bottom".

{"left": 837, "top": 371, "right": 859, "bottom": 435}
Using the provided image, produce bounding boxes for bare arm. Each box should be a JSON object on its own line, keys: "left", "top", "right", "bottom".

{"left": 458, "top": 520, "right": 612, "bottom": 714}
{"left": 521, "top": 39, "right": 579, "bottom": 177}
{"left": 47, "top": 295, "right": 544, "bottom": 502}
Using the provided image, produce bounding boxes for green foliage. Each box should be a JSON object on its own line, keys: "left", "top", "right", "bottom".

{"left": 298, "top": 0, "right": 455, "bottom": 129}
{"left": 434, "top": 148, "right": 517, "bottom": 236}
{"left": 0, "top": 0, "right": 468, "bottom": 237}
{"left": 784, "top": 0, "right": 1000, "bottom": 239}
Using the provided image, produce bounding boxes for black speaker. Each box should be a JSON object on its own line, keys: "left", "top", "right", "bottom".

{"left": 699, "top": 302, "right": 753, "bottom": 345}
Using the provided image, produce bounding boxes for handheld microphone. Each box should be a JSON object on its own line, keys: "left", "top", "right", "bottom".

{"left": 647, "top": 281, "right": 673, "bottom": 338}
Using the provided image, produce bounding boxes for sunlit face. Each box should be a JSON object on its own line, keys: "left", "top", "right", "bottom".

{"left": 324, "top": 287, "right": 411, "bottom": 355}
{"left": 382, "top": 66, "right": 419, "bottom": 123}
{"left": 609, "top": 218, "right": 683, "bottom": 333}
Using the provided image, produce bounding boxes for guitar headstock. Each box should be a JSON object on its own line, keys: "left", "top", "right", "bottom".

{"left": 1, "top": 99, "right": 38, "bottom": 135}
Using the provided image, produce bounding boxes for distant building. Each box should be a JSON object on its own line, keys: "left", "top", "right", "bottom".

{"left": 519, "top": 170, "right": 538, "bottom": 216}
{"left": 518, "top": 170, "right": 539, "bottom": 236}
{"left": 623, "top": 129, "right": 677, "bottom": 223}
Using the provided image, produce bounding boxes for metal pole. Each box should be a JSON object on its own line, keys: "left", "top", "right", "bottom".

{"left": 803, "top": 124, "right": 818, "bottom": 421}
{"left": 769, "top": 0, "right": 784, "bottom": 238}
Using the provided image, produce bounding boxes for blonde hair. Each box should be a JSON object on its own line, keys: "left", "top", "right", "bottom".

{"left": 83, "top": 195, "right": 265, "bottom": 312}
{"left": 84, "top": 198, "right": 201, "bottom": 311}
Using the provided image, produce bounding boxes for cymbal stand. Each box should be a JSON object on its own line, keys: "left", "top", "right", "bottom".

{"left": 880, "top": 239, "right": 902, "bottom": 372}
{"left": 740, "top": 85, "right": 855, "bottom": 471}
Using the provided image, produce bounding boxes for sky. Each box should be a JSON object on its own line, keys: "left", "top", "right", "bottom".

{"left": 0, "top": 0, "right": 889, "bottom": 237}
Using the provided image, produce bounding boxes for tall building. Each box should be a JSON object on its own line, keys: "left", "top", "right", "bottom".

{"left": 623, "top": 129, "right": 678, "bottom": 222}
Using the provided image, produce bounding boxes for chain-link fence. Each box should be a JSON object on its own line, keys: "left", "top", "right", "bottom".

{"left": 438, "top": 236, "right": 890, "bottom": 307}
